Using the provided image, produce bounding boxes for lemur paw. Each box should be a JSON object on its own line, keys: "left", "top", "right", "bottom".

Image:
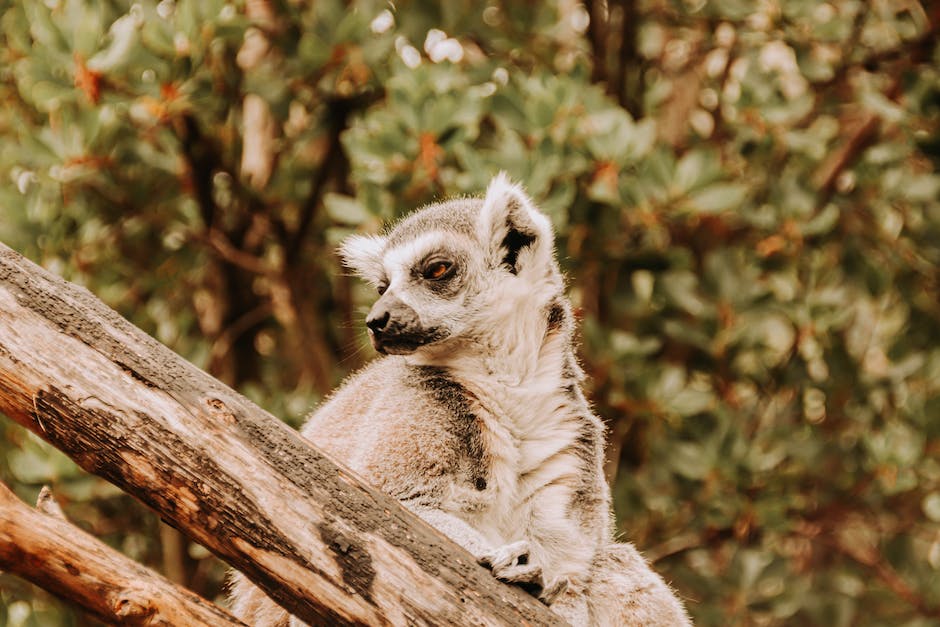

{"left": 539, "top": 576, "right": 568, "bottom": 605}
{"left": 478, "top": 540, "right": 559, "bottom": 601}
{"left": 478, "top": 539, "right": 531, "bottom": 571}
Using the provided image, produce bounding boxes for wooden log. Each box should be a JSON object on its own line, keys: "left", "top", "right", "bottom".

{"left": 0, "top": 242, "right": 562, "bottom": 625}
{"left": 0, "top": 481, "right": 245, "bottom": 625}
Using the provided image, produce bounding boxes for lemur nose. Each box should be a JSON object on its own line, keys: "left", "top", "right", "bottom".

{"left": 366, "top": 310, "right": 391, "bottom": 333}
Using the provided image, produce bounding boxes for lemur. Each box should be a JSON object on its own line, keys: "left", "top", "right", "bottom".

{"left": 230, "top": 174, "right": 691, "bottom": 626}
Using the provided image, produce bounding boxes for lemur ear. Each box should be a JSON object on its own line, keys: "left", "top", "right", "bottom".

{"left": 476, "top": 172, "right": 554, "bottom": 275}
{"left": 338, "top": 234, "right": 387, "bottom": 285}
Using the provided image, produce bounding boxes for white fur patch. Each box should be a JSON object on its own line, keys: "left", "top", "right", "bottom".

{"left": 339, "top": 234, "right": 387, "bottom": 283}
{"left": 479, "top": 173, "right": 552, "bottom": 237}
{"left": 477, "top": 172, "right": 554, "bottom": 272}
{"left": 383, "top": 231, "right": 451, "bottom": 276}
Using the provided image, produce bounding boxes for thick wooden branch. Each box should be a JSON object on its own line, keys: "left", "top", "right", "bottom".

{"left": 0, "top": 480, "right": 244, "bottom": 625}
{"left": 0, "top": 242, "right": 561, "bottom": 625}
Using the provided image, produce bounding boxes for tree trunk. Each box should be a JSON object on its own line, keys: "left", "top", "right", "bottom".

{"left": 0, "top": 242, "right": 562, "bottom": 626}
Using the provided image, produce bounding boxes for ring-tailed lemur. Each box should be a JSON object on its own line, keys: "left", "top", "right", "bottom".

{"left": 230, "top": 174, "right": 691, "bottom": 626}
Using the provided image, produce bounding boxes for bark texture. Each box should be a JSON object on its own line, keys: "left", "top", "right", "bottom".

{"left": 0, "top": 242, "right": 562, "bottom": 626}
{"left": 0, "top": 481, "right": 245, "bottom": 626}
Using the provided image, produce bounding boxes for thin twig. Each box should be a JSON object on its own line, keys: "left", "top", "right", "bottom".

{"left": 825, "top": 532, "right": 940, "bottom": 619}
{"left": 201, "top": 228, "right": 272, "bottom": 276}
{"left": 208, "top": 302, "right": 273, "bottom": 366}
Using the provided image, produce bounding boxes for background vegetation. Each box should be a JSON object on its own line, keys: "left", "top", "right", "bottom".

{"left": 1, "top": 0, "right": 939, "bottom": 625}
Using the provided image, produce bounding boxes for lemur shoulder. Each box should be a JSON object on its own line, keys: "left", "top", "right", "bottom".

{"left": 230, "top": 174, "right": 691, "bottom": 626}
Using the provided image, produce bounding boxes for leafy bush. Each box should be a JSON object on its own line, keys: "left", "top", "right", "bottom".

{"left": 1, "top": 1, "right": 938, "bottom": 624}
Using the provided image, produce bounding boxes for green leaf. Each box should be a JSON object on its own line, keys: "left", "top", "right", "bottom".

{"left": 802, "top": 203, "right": 841, "bottom": 236}
{"left": 686, "top": 183, "right": 749, "bottom": 213}
{"left": 583, "top": 108, "right": 640, "bottom": 161}
{"left": 900, "top": 174, "right": 940, "bottom": 202}
{"left": 923, "top": 493, "right": 940, "bottom": 522}
{"left": 669, "top": 442, "right": 714, "bottom": 480}
{"left": 674, "top": 149, "right": 721, "bottom": 194}
{"left": 609, "top": 330, "right": 662, "bottom": 357}
{"left": 324, "top": 193, "right": 371, "bottom": 225}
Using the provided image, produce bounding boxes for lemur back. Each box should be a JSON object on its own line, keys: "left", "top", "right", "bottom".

{"left": 230, "top": 174, "right": 690, "bottom": 626}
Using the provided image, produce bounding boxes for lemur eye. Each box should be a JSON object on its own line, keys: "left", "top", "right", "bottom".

{"left": 422, "top": 260, "right": 454, "bottom": 281}
{"left": 377, "top": 282, "right": 388, "bottom": 295}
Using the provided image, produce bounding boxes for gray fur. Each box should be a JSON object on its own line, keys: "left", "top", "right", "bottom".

{"left": 385, "top": 197, "right": 482, "bottom": 247}
{"left": 230, "top": 174, "right": 691, "bottom": 626}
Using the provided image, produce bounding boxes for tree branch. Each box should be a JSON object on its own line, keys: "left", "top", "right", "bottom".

{"left": 0, "top": 480, "right": 245, "bottom": 625}
{"left": 177, "top": 113, "right": 220, "bottom": 229}
{"left": 0, "top": 242, "right": 562, "bottom": 626}
{"left": 287, "top": 115, "right": 341, "bottom": 263}
{"left": 287, "top": 94, "right": 372, "bottom": 264}
{"left": 586, "top": 0, "right": 609, "bottom": 87}
{"left": 810, "top": 107, "right": 880, "bottom": 200}
{"left": 200, "top": 227, "right": 272, "bottom": 276}
{"left": 814, "top": 527, "right": 940, "bottom": 619}
{"left": 612, "top": 0, "right": 642, "bottom": 117}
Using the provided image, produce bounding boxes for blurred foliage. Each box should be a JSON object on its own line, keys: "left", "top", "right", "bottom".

{"left": 1, "top": 0, "right": 939, "bottom": 625}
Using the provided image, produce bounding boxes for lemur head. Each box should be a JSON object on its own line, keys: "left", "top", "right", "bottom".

{"left": 340, "top": 173, "right": 565, "bottom": 359}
